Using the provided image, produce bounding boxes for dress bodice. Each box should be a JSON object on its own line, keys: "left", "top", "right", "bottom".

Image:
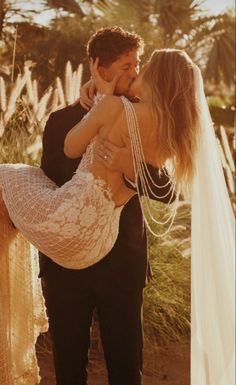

{"left": 78, "top": 136, "right": 96, "bottom": 174}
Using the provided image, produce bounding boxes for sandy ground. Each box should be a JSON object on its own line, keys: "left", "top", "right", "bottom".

{"left": 37, "top": 326, "right": 190, "bottom": 385}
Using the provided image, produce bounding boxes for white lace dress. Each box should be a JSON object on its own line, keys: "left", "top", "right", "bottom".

{"left": 0, "top": 97, "right": 128, "bottom": 385}
{"left": 0, "top": 137, "right": 123, "bottom": 269}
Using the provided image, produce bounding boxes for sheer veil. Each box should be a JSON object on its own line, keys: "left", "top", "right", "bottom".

{"left": 122, "top": 70, "right": 235, "bottom": 384}
{"left": 191, "top": 65, "right": 235, "bottom": 384}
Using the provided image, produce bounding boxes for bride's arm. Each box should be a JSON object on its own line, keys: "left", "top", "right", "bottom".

{"left": 64, "top": 96, "right": 121, "bottom": 159}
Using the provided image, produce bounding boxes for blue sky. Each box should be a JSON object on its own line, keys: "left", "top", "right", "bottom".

{"left": 203, "top": 0, "right": 234, "bottom": 14}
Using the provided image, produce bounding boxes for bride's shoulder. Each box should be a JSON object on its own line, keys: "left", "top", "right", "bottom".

{"left": 96, "top": 95, "right": 124, "bottom": 117}
{"left": 100, "top": 95, "right": 123, "bottom": 107}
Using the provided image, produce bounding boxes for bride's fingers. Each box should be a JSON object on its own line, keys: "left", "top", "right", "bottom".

{"left": 91, "top": 58, "right": 101, "bottom": 81}
{"left": 89, "top": 57, "right": 94, "bottom": 69}
{"left": 100, "top": 138, "right": 123, "bottom": 153}
{"left": 90, "top": 58, "right": 122, "bottom": 95}
{"left": 88, "top": 82, "right": 96, "bottom": 100}
{"left": 79, "top": 98, "right": 92, "bottom": 111}
{"left": 92, "top": 57, "right": 99, "bottom": 73}
{"left": 83, "top": 96, "right": 93, "bottom": 107}
{"left": 71, "top": 96, "right": 93, "bottom": 109}
{"left": 94, "top": 57, "right": 99, "bottom": 69}
{"left": 79, "top": 81, "right": 94, "bottom": 109}
{"left": 71, "top": 97, "right": 80, "bottom": 107}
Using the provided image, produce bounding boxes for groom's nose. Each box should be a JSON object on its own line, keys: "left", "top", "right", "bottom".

{"left": 129, "top": 66, "right": 139, "bottom": 79}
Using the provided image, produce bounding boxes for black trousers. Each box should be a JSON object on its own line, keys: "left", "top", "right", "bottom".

{"left": 42, "top": 259, "right": 143, "bottom": 385}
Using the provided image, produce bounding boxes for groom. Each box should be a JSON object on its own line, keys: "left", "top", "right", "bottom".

{"left": 39, "top": 27, "right": 174, "bottom": 385}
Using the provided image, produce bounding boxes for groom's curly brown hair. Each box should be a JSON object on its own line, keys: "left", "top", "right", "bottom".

{"left": 87, "top": 26, "right": 144, "bottom": 66}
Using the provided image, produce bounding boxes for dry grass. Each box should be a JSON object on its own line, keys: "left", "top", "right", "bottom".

{"left": 144, "top": 202, "right": 191, "bottom": 343}
{"left": 0, "top": 62, "right": 83, "bottom": 164}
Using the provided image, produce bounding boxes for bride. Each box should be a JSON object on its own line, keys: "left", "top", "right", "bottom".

{"left": 0, "top": 49, "right": 235, "bottom": 385}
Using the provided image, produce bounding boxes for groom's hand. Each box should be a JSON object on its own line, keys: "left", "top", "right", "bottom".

{"left": 95, "top": 138, "right": 135, "bottom": 182}
{"left": 72, "top": 79, "right": 95, "bottom": 110}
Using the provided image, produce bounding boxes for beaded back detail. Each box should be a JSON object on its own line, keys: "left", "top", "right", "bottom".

{"left": 120, "top": 96, "right": 179, "bottom": 237}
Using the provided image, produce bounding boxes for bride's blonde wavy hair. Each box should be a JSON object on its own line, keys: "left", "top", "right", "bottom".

{"left": 143, "top": 49, "right": 199, "bottom": 194}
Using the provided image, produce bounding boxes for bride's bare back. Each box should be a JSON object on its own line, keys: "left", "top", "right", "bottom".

{"left": 90, "top": 96, "right": 159, "bottom": 206}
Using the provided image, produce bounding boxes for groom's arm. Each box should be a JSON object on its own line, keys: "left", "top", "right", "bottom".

{"left": 41, "top": 113, "right": 58, "bottom": 181}
{"left": 122, "top": 165, "right": 175, "bottom": 204}
{"left": 41, "top": 104, "right": 87, "bottom": 186}
{"left": 96, "top": 139, "right": 176, "bottom": 204}
{"left": 137, "top": 164, "right": 176, "bottom": 204}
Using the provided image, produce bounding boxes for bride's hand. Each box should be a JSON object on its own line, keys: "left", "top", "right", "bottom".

{"left": 72, "top": 58, "right": 122, "bottom": 109}
{"left": 90, "top": 57, "right": 122, "bottom": 96}
{"left": 72, "top": 79, "right": 96, "bottom": 110}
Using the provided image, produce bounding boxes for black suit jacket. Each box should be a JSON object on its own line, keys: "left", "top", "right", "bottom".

{"left": 39, "top": 103, "right": 174, "bottom": 290}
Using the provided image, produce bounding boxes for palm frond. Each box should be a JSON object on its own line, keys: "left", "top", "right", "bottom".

{"left": 204, "top": 29, "right": 235, "bottom": 85}
{"left": 46, "top": 0, "right": 85, "bottom": 17}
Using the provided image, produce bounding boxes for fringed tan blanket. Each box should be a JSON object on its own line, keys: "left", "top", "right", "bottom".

{"left": 0, "top": 199, "right": 48, "bottom": 385}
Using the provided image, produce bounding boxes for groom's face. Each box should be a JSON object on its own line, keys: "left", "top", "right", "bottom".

{"left": 98, "top": 49, "right": 140, "bottom": 96}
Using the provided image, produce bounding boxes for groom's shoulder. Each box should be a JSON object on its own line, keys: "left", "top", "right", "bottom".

{"left": 43, "top": 103, "right": 87, "bottom": 141}
{"left": 48, "top": 103, "right": 87, "bottom": 124}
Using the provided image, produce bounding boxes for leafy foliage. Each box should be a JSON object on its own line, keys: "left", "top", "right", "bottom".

{"left": 46, "top": 0, "right": 86, "bottom": 16}
{"left": 0, "top": 61, "right": 82, "bottom": 163}
{"left": 0, "top": 0, "right": 235, "bottom": 90}
{"left": 144, "top": 201, "right": 191, "bottom": 342}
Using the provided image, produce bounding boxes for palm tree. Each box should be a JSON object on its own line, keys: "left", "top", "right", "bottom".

{"left": 46, "top": 0, "right": 86, "bottom": 17}
{"left": 203, "top": 12, "right": 235, "bottom": 86}
{"left": 1, "top": 0, "right": 234, "bottom": 88}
